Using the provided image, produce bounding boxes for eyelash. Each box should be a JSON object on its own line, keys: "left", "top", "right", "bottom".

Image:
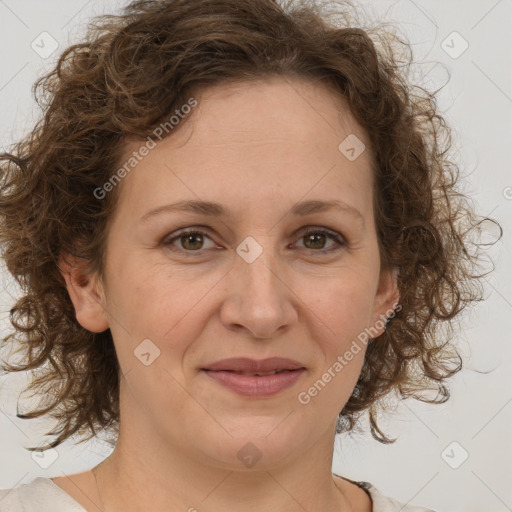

{"left": 163, "top": 226, "right": 346, "bottom": 256}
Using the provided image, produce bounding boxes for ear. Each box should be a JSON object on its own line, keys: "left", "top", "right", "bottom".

{"left": 58, "top": 252, "right": 110, "bottom": 333}
{"left": 371, "top": 266, "right": 400, "bottom": 337}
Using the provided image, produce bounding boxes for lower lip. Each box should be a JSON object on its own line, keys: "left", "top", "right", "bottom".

{"left": 202, "top": 369, "right": 306, "bottom": 397}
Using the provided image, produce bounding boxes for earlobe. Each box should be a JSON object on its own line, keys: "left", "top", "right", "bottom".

{"left": 386, "top": 267, "right": 400, "bottom": 310}
{"left": 373, "top": 266, "right": 400, "bottom": 336}
{"left": 58, "top": 252, "right": 110, "bottom": 333}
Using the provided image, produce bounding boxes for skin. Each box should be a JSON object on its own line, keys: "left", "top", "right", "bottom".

{"left": 56, "top": 76, "right": 399, "bottom": 512}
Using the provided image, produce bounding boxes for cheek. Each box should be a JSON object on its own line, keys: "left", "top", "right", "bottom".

{"left": 300, "top": 271, "right": 375, "bottom": 395}
{"left": 303, "top": 269, "right": 376, "bottom": 339}
{"left": 107, "top": 250, "right": 199, "bottom": 329}
{"left": 105, "top": 267, "right": 210, "bottom": 418}
{"left": 106, "top": 262, "right": 218, "bottom": 373}
{"left": 299, "top": 279, "right": 371, "bottom": 406}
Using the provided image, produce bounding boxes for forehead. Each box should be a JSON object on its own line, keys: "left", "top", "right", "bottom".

{"left": 166, "top": 76, "right": 369, "bottom": 152}
{"left": 116, "top": 76, "right": 374, "bottom": 219}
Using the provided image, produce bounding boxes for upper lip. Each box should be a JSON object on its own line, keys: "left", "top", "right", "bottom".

{"left": 202, "top": 357, "right": 305, "bottom": 373}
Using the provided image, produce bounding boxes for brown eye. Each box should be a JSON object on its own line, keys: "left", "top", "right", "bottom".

{"left": 163, "top": 226, "right": 345, "bottom": 257}
{"left": 295, "top": 228, "right": 345, "bottom": 253}
{"left": 303, "top": 232, "right": 328, "bottom": 250}
{"left": 165, "top": 230, "right": 216, "bottom": 253}
{"left": 180, "top": 232, "right": 205, "bottom": 250}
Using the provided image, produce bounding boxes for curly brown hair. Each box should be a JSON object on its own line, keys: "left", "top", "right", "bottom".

{"left": 0, "top": 0, "right": 499, "bottom": 450}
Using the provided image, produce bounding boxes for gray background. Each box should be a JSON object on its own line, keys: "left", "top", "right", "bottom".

{"left": 0, "top": 1, "right": 511, "bottom": 511}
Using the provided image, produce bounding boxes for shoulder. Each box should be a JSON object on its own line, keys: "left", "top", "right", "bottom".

{"left": 333, "top": 474, "right": 438, "bottom": 512}
{"left": 0, "top": 477, "right": 86, "bottom": 512}
{"left": 359, "top": 481, "right": 438, "bottom": 512}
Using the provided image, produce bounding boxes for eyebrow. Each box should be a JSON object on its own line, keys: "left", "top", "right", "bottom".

{"left": 139, "top": 199, "right": 365, "bottom": 227}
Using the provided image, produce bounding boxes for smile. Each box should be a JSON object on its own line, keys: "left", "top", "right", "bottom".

{"left": 202, "top": 368, "right": 306, "bottom": 397}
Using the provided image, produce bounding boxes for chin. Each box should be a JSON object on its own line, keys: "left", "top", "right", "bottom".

{"left": 198, "top": 420, "right": 308, "bottom": 471}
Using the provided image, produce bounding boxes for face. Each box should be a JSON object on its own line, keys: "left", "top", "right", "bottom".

{"left": 65, "top": 76, "right": 398, "bottom": 471}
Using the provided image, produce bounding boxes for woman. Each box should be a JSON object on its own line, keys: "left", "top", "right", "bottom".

{"left": 0, "top": 0, "right": 496, "bottom": 510}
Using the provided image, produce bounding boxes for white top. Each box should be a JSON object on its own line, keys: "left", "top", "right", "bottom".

{"left": 0, "top": 475, "right": 437, "bottom": 511}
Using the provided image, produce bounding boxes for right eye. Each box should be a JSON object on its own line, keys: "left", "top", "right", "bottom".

{"left": 163, "top": 229, "right": 218, "bottom": 255}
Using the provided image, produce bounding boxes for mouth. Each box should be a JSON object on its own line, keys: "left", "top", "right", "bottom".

{"left": 201, "top": 365, "right": 306, "bottom": 397}
{"left": 201, "top": 356, "right": 305, "bottom": 374}
{"left": 203, "top": 369, "right": 296, "bottom": 376}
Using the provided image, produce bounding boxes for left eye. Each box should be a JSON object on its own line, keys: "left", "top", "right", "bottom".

{"left": 164, "top": 227, "right": 345, "bottom": 254}
{"left": 295, "top": 228, "right": 345, "bottom": 252}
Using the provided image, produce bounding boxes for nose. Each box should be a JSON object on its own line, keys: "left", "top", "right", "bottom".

{"left": 219, "top": 244, "right": 298, "bottom": 340}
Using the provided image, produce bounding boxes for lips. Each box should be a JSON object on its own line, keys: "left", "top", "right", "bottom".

{"left": 201, "top": 357, "right": 305, "bottom": 374}
{"left": 201, "top": 357, "right": 306, "bottom": 397}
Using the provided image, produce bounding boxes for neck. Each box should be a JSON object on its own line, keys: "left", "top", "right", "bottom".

{"left": 94, "top": 421, "right": 353, "bottom": 512}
